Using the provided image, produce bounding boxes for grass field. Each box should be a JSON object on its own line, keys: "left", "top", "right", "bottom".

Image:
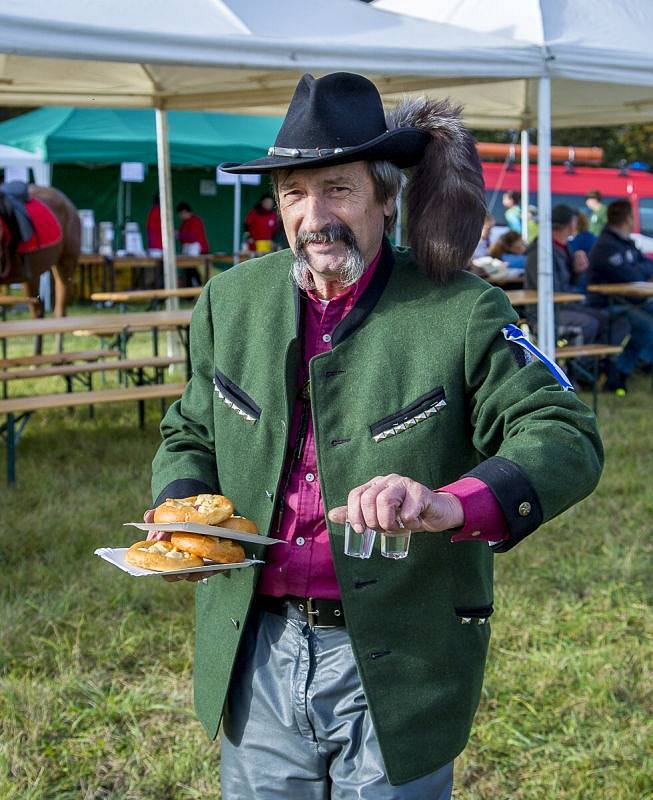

{"left": 1, "top": 306, "right": 652, "bottom": 799}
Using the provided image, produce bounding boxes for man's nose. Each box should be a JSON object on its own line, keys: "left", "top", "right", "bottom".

{"left": 301, "top": 194, "right": 332, "bottom": 231}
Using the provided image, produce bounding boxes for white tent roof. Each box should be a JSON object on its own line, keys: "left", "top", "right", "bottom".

{"left": 375, "top": 0, "right": 653, "bottom": 127}
{"left": 0, "top": 0, "right": 542, "bottom": 110}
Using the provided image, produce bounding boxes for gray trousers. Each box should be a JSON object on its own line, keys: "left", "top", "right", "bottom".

{"left": 220, "top": 605, "right": 454, "bottom": 799}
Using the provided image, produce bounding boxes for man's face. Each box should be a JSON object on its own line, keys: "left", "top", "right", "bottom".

{"left": 586, "top": 197, "right": 600, "bottom": 213}
{"left": 502, "top": 192, "right": 513, "bottom": 209}
{"left": 261, "top": 197, "right": 274, "bottom": 211}
{"left": 569, "top": 215, "right": 579, "bottom": 237}
{"left": 277, "top": 161, "right": 393, "bottom": 282}
{"left": 624, "top": 212, "right": 635, "bottom": 234}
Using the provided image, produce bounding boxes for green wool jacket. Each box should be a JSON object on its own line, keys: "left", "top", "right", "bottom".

{"left": 151, "top": 239, "right": 603, "bottom": 784}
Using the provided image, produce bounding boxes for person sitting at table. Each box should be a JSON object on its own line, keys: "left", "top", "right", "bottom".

{"left": 525, "top": 204, "right": 630, "bottom": 391}
{"left": 588, "top": 199, "right": 653, "bottom": 376}
{"left": 568, "top": 211, "right": 597, "bottom": 260}
{"left": 488, "top": 230, "right": 526, "bottom": 269}
{"left": 176, "top": 202, "right": 209, "bottom": 287}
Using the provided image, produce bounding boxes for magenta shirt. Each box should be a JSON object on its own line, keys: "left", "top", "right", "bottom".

{"left": 257, "top": 251, "right": 508, "bottom": 599}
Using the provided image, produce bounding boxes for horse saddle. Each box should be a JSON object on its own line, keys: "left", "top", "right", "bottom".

{"left": 0, "top": 181, "right": 34, "bottom": 242}
{"left": 0, "top": 181, "right": 63, "bottom": 282}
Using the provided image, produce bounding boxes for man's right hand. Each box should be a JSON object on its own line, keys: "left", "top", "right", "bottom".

{"left": 144, "top": 508, "right": 171, "bottom": 541}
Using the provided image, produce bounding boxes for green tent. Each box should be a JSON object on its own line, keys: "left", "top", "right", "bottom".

{"left": 0, "top": 107, "right": 283, "bottom": 165}
{"left": 0, "top": 107, "right": 283, "bottom": 254}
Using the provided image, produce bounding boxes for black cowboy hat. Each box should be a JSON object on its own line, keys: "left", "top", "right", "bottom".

{"left": 220, "top": 72, "right": 430, "bottom": 174}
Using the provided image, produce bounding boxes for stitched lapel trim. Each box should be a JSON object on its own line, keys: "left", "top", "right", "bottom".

{"left": 372, "top": 399, "right": 447, "bottom": 442}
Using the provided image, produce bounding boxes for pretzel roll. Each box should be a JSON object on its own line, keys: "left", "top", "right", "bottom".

{"left": 154, "top": 494, "right": 235, "bottom": 526}
{"left": 170, "top": 532, "right": 245, "bottom": 564}
{"left": 125, "top": 540, "right": 204, "bottom": 571}
{"left": 220, "top": 516, "right": 259, "bottom": 534}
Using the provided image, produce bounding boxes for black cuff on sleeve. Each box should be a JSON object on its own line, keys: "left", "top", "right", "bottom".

{"left": 153, "top": 478, "right": 215, "bottom": 508}
{"left": 464, "top": 456, "right": 543, "bottom": 553}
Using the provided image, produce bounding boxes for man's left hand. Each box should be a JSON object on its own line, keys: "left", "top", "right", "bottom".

{"left": 327, "top": 474, "right": 463, "bottom": 533}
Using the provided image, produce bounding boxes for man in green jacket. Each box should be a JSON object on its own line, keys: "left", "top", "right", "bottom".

{"left": 149, "top": 73, "right": 603, "bottom": 799}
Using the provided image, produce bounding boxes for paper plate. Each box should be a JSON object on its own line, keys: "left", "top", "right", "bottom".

{"left": 123, "top": 521, "right": 284, "bottom": 546}
{"left": 95, "top": 547, "right": 263, "bottom": 577}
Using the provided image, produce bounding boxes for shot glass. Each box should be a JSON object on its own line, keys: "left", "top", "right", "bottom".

{"left": 380, "top": 529, "right": 412, "bottom": 559}
{"left": 344, "top": 522, "right": 376, "bottom": 559}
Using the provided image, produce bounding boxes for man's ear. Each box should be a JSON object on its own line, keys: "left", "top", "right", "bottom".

{"left": 383, "top": 194, "right": 396, "bottom": 218}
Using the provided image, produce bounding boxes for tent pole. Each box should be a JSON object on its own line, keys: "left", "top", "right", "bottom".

{"left": 520, "top": 129, "right": 530, "bottom": 243}
{"left": 233, "top": 175, "right": 242, "bottom": 266}
{"left": 395, "top": 189, "right": 403, "bottom": 246}
{"left": 536, "top": 77, "right": 555, "bottom": 359}
{"left": 38, "top": 163, "right": 53, "bottom": 312}
{"left": 155, "top": 108, "right": 181, "bottom": 359}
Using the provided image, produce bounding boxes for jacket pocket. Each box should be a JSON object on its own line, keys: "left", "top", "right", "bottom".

{"left": 454, "top": 604, "right": 494, "bottom": 625}
{"left": 370, "top": 386, "right": 446, "bottom": 442}
{"left": 213, "top": 368, "right": 261, "bottom": 424}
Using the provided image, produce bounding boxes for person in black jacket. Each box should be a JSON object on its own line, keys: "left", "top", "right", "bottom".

{"left": 588, "top": 199, "right": 653, "bottom": 377}
{"left": 525, "top": 204, "right": 630, "bottom": 391}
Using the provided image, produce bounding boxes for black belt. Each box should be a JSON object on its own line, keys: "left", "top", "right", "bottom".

{"left": 258, "top": 594, "right": 346, "bottom": 629}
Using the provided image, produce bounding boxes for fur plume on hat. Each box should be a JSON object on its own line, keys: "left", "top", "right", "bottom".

{"left": 388, "top": 97, "right": 486, "bottom": 283}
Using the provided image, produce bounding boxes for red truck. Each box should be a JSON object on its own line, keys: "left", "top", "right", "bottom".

{"left": 482, "top": 158, "right": 653, "bottom": 255}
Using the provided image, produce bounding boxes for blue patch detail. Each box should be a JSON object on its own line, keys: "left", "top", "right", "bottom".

{"left": 502, "top": 324, "right": 574, "bottom": 392}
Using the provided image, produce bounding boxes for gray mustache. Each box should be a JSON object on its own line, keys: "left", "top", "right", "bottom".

{"left": 296, "top": 223, "right": 358, "bottom": 250}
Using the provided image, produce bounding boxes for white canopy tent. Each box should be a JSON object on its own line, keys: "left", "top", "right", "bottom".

{"left": 0, "top": 0, "right": 542, "bottom": 109}
{"left": 0, "top": 0, "right": 543, "bottom": 358}
{"left": 376, "top": 0, "right": 653, "bottom": 356}
{"left": 0, "top": 143, "right": 51, "bottom": 185}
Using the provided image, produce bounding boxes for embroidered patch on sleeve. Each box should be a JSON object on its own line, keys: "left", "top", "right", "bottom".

{"left": 502, "top": 324, "right": 574, "bottom": 391}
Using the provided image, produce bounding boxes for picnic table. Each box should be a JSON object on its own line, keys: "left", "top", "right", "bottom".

{"left": 0, "top": 310, "right": 193, "bottom": 376}
{"left": 90, "top": 287, "right": 202, "bottom": 311}
{"left": 487, "top": 270, "right": 524, "bottom": 287}
{"left": 504, "top": 290, "right": 584, "bottom": 306}
{"left": 77, "top": 253, "right": 226, "bottom": 297}
{"left": 586, "top": 281, "right": 653, "bottom": 298}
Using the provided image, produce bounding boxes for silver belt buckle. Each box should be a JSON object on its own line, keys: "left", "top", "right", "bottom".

{"left": 306, "top": 597, "right": 319, "bottom": 630}
{"left": 306, "top": 597, "right": 337, "bottom": 630}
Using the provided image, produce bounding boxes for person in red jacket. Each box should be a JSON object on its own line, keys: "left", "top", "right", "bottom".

{"left": 176, "top": 201, "right": 209, "bottom": 286}
{"left": 146, "top": 192, "right": 163, "bottom": 252}
{"left": 244, "top": 193, "right": 278, "bottom": 253}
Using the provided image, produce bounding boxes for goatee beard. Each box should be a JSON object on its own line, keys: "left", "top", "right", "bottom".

{"left": 290, "top": 223, "right": 365, "bottom": 292}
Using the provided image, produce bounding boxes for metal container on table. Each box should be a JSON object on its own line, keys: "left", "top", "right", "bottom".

{"left": 78, "top": 209, "right": 96, "bottom": 253}
{"left": 123, "top": 221, "right": 145, "bottom": 256}
{"left": 98, "top": 221, "right": 114, "bottom": 257}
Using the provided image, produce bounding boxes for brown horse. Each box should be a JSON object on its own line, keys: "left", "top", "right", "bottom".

{"left": 0, "top": 184, "right": 80, "bottom": 324}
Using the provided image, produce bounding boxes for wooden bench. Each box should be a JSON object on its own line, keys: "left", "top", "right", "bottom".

{"left": 0, "top": 354, "right": 184, "bottom": 383}
{"left": 0, "top": 349, "right": 121, "bottom": 370}
{"left": 0, "top": 382, "right": 185, "bottom": 485}
{"left": 0, "top": 349, "right": 122, "bottom": 399}
{"left": 555, "top": 343, "right": 623, "bottom": 413}
{"left": 71, "top": 324, "right": 188, "bottom": 368}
